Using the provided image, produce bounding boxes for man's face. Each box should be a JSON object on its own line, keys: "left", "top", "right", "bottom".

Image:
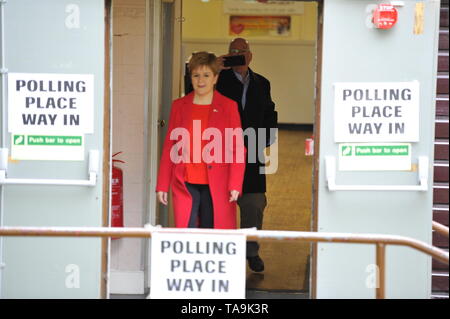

{"left": 229, "top": 40, "right": 252, "bottom": 72}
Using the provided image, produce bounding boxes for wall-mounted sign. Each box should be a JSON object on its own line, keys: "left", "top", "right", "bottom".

{"left": 338, "top": 143, "right": 411, "bottom": 171}
{"left": 229, "top": 15, "right": 291, "bottom": 37}
{"left": 8, "top": 73, "right": 93, "bottom": 160}
{"left": 150, "top": 232, "right": 246, "bottom": 299}
{"left": 334, "top": 82, "right": 419, "bottom": 142}
{"left": 8, "top": 73, "right": 94, "bottom": 134}
{"left": 11, "top": 134, "right": 84, "bottom": 161}
{"left": 224, "top": 0, "right": 304, "bottom": 16}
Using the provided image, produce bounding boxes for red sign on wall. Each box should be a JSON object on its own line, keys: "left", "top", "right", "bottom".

{"left": 373, "top": 4, "right": 398, "bottom": 29}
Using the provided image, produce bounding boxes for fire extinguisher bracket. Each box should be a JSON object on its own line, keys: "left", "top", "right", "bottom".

{"left": 0, "top": 148, "right": 99, "bottom": 187}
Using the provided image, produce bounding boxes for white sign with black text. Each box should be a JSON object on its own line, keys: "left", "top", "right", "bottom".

{"left": 334, "top": 82, "right": 419, "bottom": 142}
{"left": 150, "top": 232, "right": 246, "bottom": 299}
{"left": 8, "top": 73, "right": 94, "bottom": 134}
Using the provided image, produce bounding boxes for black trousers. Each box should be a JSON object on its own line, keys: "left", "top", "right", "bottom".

{"left": 185, "top": 182, "right": 214, "bottom": 228}
{"left": 237, "top": 193, "right": 267, "bottom": 257}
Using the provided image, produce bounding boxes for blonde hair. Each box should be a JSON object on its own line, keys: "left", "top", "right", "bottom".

{"left": 188, "top": 51, "right": 220, "bottom": 75}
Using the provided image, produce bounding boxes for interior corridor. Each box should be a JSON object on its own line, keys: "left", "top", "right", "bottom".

{"left": 244, "top": 129, "right": 313, "bottom": 292}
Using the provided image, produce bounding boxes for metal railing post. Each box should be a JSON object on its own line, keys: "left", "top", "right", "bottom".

{"left": 376, "top": 243, "right": 386, "bottom": 299}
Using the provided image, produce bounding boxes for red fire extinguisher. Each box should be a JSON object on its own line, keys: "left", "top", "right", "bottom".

{"left": 111, "top": 152, "right": 125, "bottom": 237}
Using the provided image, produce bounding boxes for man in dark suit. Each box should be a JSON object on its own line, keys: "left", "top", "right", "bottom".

{"left": 216, "top": 38, "right": 278, "bottom": 272}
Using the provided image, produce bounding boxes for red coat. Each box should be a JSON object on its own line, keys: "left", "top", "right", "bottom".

{"left": 156, "top": 91, "right": 246, "bottom": 229}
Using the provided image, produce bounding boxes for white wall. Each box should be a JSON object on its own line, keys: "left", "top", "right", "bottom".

{"left": 110, "top": 0, "right": 147, "bottom": 294}
{"left": 182, "top": 0, "right": 317, "bottom": 124}
{"left": 182, "top": 40, "right": 316, "bottom": 124}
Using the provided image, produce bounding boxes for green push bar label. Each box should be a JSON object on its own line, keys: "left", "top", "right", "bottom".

{"left": 14, "top": 135, "right": 82, "bottom": 146}
{"left": 354, "top": 145, "right": 409, "bottom": 156}
{"left": 339, "top": 143, "right": 411, "bottom": 171}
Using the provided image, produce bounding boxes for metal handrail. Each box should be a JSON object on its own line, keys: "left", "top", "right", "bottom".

{"left": 0, "top": 225, "right": 448, "bottom": 299}
{"left": 432, "top": 221, "right": 449, "bottom": 238}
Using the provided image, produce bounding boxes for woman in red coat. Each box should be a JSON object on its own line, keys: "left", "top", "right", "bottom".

{"left": 156, "top": 52, "right": 245, "bottom": 229}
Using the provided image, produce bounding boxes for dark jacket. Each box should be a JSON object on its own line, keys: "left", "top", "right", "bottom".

{"left": 216, "top": 68, "right": 277, "bottom": 193}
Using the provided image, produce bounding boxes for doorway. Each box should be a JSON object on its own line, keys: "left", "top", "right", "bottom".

{"left": 108, "top": 0, "right": 321, "bottom": 298}
{"left": 158, "top": 0, "right": 319, "bottom": 295}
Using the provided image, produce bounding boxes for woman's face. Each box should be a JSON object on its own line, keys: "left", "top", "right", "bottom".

{"left": 191, "top": 65, "right": 218, "bottom": 97}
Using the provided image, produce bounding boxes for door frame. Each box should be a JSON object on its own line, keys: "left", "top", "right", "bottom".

{"left": 145, "top": 0, "right": 163, "bottom": 229}
{"left": 142, "top": 0, "right": 324, "bottom": 298}
{"left": 310, "top": 0, "right": 323, "bottom": 299}
{"left": 143, "top": 0, "right": 163, "bottom": 292}
{"left": 102, "top": 0, "right": 112, "bottom": 299}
